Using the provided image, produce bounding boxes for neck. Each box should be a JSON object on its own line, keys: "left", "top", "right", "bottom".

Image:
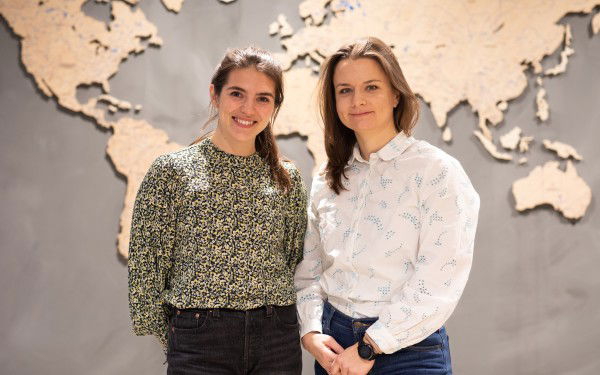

{"left": 210, "top": 128, "right": 256, "bottom": 156}
{"left": 355, "top": 125, "right": 398, "bottom": 160}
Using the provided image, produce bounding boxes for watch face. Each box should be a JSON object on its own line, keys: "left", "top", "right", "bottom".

{"left": 358, "top": 342, "right": 374, "bottom": 360}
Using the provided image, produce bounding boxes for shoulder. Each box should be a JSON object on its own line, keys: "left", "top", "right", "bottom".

{"left": 402, "top": 139, "right": 476, "bottom": 195}
{"left": 281, "top": 160, "right": 306, "bottom": 190}
{"left": 404, "top": 140, "right": 467, "bottom": 176}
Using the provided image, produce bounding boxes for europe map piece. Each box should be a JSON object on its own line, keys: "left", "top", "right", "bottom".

{"left": 512, "top": 161, "right": 592, "bottom": 220}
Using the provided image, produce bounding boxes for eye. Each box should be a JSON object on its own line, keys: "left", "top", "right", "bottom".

{"left": 338, "top": 87, "right": 351, "bottom": 95}
{"left": 229, "top": 90, "right": 242, "bottom": 98}
{"left": 257, "top": 96, "right": 271, "bottom": 103}
{"left": 366, "top": 84, "right": 379, "bottom": 91}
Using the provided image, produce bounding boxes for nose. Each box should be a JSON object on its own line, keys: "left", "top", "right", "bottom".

{"left": 240, "top": 98, "right": 256, "bottom": 115}
{"left": 351, "top": 91, "right": 366, "bottom": 107}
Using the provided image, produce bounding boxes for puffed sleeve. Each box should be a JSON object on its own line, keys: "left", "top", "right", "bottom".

{"left": 128, "top": 155, "right": 177, "bottom": 347}
{"left": 366, "top": 157, "right": 480, "bottom": 353}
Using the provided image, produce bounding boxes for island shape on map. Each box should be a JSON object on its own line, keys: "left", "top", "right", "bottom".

{"left": 512, "top": 161, "right": 591, "bottom": 220}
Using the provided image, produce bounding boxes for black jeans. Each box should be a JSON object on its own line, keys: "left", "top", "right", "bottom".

{"left": 166, "top": 304, "right": 302, "bottom": 375}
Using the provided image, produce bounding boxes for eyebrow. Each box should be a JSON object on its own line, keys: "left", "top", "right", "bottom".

{"left": 225, "top": 86, "right": 275, "bottom": 98}
{"left": 335, "top": 79, "right": 382, "bottom": 88}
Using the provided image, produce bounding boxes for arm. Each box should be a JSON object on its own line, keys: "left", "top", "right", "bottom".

{"left": 128, "top": 155, "right": 177, "bottom": 347}
{"left": 295, "top": 177, "right": 344, "bottom": 372}
{"left": 284, "top": 167, "right": 308, "bottom": 270}
{"left": 366, "top": 160, "right": 480, "bottom": 354}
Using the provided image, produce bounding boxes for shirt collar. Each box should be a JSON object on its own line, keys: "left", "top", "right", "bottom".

{"left": 350, "top": 131, "right": 413, "bottom": 164}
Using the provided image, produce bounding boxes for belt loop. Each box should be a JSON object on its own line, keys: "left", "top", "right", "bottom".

{"left": 266, "top": 305, "right": 273, "bottom": 317}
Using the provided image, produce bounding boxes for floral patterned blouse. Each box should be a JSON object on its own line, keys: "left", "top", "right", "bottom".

{"left": 128, "top": 138, "right": 308, "bottom": 346}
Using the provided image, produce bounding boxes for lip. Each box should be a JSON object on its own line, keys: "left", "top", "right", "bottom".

{"left": 232, "top": 116, "right": 256, "bottom": 128}
{"left": 349, "top": 111, "right": 373, "bottom": 117}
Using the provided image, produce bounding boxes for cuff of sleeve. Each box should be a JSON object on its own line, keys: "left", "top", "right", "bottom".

{"left": 366, "top": 322, "right": 401, "bottom": 354}
{"left": 300, "top": 319, "right": 323, "bottom": 339}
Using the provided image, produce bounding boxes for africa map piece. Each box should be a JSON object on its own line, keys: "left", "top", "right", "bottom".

{"left": 0, "top": 0, "right": 162, "bottom": 128}
{"left": 543, "top": 140, "right": 583, "bottom": 160}
{"left": 512, "top": 161, "right": 591, "bottom": 220}
{"left": 273, "top": 0, "right": 599, "bottom": 167}
{"left": 107, "top": 118, "right": 183, "bottom": 258}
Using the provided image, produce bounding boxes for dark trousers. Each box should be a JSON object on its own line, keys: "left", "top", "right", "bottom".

{"left": 166, "top": 304, "right": 302, "bottom": 375}
{"left": 315, "top": 301, "right": 452, "bottom": 375}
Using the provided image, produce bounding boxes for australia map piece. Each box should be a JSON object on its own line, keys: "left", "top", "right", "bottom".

{"left": 273, "top": 0, "right": 599, "bottom": 166}
{"left": 543, "top": 139, "right": 583, "bottom": 160}
{"left": 512, "top": 161, "right": 592, "bottom": 220}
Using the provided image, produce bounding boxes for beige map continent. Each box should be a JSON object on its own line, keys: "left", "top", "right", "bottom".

{"left": 1, "top": 0, "right": 597, "bottom": 258}
{"left": 512, "top": 161, "right": 591, "bottom": 220}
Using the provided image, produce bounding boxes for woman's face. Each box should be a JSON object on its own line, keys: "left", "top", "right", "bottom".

{"left": 211, "top": 67, "right": 277, "bottom": 148}
{"left": 332, "top": 57, "right": 399, "bottom": 137}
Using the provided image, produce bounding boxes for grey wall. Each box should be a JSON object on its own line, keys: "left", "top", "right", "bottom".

{"left": 1, "top": 1, "right": 599, "bottom": 374}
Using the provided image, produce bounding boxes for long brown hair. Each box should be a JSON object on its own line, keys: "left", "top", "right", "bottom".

{"left": 192, "top": 46, "right": 291, "bottom": 191}
{"left": 318, "top": 37, "right": 420, "bottom": 194}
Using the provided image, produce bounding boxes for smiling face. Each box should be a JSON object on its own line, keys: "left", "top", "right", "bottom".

{"left": 333, "top": 57, "right": 399, "bottom": 138}
{"left": 210, "top": 67, "right": 277, "bottom": 155}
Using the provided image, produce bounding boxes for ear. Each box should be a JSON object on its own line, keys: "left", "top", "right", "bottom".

{"left": 209, "top": 84, "right": 218, "bottom": 107}
{"left": 394, "top": 91, "right": 401, "bottom": 108}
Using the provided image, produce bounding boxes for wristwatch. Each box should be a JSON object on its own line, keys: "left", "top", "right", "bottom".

{"left": 358, "top": 338, "right": 378, "bottom": 361}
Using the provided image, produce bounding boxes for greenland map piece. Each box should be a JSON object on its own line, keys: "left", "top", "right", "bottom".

{"left": 0, "top": 0, "right": 162, "bottom": 127}
{"left": 512, "top": 161, "right": 592, "bottom": 220}
{"left": 107, "top": 118, "right": 183, "bottom": 258}
{"left": 273, "top": 0, "right": 599, "bottom": 168}
{"left": 543, "top": 139, "right": 583, "bottom": 160}
{"left": 500, "top": 126, "right": 522, "bottom": 150}
{"left": 161, "top": 0, "right": 185, "bottom": 13}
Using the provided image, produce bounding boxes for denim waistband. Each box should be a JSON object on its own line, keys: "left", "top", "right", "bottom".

{"left": 169, "top": 304, "right": 295, "bottom": 318}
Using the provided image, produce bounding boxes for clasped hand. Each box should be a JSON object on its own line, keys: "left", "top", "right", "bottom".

{"left": 302, "top": 333, "right": 375, "bottom": 375}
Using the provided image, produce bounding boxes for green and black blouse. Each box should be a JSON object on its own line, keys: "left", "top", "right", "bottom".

{"left": 128, "top": 138, "right": 308, "bottom": 346}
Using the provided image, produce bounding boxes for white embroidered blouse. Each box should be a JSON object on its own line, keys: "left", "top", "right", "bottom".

{"left": 295, "top": 132, "right": 480, "bottom": 354}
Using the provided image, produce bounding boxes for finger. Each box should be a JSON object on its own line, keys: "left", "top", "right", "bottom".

{"left": 325, "top": 337, "right": 345, "bottom": 354}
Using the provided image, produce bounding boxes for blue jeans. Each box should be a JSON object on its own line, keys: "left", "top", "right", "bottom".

{"left": 166, "top": 304, "right": 302, "bottom": 374}
{"left": 315, "top": 302, "right": 452, "bottom": 375}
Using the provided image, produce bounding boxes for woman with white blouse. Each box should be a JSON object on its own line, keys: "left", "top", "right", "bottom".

{"left": 295, "top": 37, "right": 480, "bottom": 375}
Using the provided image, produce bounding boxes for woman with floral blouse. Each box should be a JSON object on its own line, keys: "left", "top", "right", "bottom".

{"left": 296, "top": 37, "right": 480, "bottom": 375}
{"left": 128, "top": 46, "right": 307, "bottom": 374}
